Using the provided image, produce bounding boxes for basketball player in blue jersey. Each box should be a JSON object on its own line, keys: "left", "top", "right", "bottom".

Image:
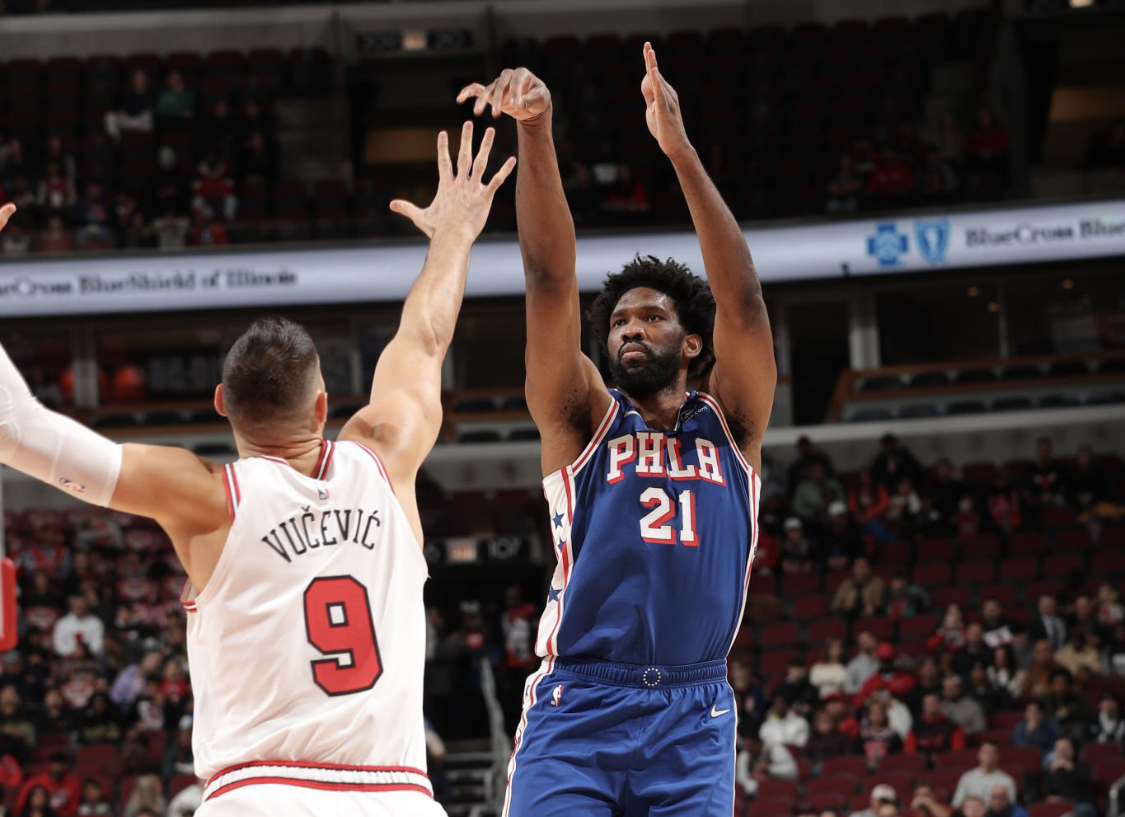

{"left": 458, "top": 44, "right": 776, "bottom": 817}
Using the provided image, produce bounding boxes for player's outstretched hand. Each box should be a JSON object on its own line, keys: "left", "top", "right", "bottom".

{"left": 389, "top": 121, "right": 516, "bottom": 241}
{"left": 641, "top": 42, "right": 693, "bottom": 160}
{"left": 0, "top": 204, "right": 15, "bottom": 232}
{"left": 457, "top": 68, "right": 551, "bottom": 123}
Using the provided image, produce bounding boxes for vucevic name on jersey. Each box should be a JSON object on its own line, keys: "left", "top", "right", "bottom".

{"left": 536, "top": 390, "right": 760, "bottom": 668}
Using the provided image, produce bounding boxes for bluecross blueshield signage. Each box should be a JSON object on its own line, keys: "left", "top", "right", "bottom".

{"left": 0, "top": 199, "right": 1122, "bottom": 316}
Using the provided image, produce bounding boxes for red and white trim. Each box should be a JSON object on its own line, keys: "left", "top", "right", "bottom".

{"left": 203, "top": 761, "right": 432, "bottom": 802}
{"left": 727, "top": 469, "right": 761, "bottom": 655}
{"left": 313, "top": 440, "right": 335, "bottom": 480}
{"left": 695, "top": 392, "right": 751, "bottom": 473}
{"left": 501, "top": 659, "right": 554, "bottom": 817}
{"left": 570, "top": 398, "right": 620, "bottom": 476}
{"left": 352, "top": 442, "right": 397, "bottom": 496}
{"left": 180, "top": 580, "right": 198, "bottom": 614}
{"left": 221, "top": 463, "right": 242, "bottom": 521}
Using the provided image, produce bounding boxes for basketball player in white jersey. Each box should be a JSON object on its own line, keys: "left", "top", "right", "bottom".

{"left": 0, "top": 122, "right": 514, "bottom": 817}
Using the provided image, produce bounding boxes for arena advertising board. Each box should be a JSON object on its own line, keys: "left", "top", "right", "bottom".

{"left": 0, "top": 198, "right": 1122, "bottom": 317}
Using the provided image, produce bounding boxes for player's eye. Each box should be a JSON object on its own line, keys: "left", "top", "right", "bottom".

{"left": 613, "top": 319, "right": 624, "bottom": 328}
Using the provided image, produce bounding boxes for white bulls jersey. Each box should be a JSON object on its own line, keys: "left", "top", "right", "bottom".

{"left": 183, "top": 439, "right": 435, "bottom": 806}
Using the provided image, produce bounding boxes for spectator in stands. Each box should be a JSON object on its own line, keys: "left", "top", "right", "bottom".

{"left": 850, "top": 467, "right": 893, "bottom": 545}
{"left": 164, "top": 714, "right": 194, "bottom": 779}
{"left": 916, "top": 145, "right": 959, "bottom": 202}
{"left": 0, "top": 139, "right": 31, "bottom": 193}
{"left": 105, "top": 69, "right": 155, "bottom": 141}
{"left": 822, "top": 501, "right": 865, "bottom": 571}
{"left": 855, "top": 643, "right": 915, "bottom": 707}
{"left": 39, "top": 215, "right": 73, "bottom": 254}
{"left": 735, "top": 733, "right": 797, "bottom": 800}
{"left": 793, "top": 462, "right": 845, "bottom": 528}
{"left": 1024, "top": 437, "right": 1067, "bottom": 515}
{"left": 859, "top": 697, "right": 904, "bottom": 774}
{"left": 562, "top": 162, "right": 600, "bottom": 227}
{"left": 805, "top": 707, "right": 855, "bottom": 771}
{"left": 941, "top": 675, "right": 985, "bottom": 736}
{"left": 156, "top": 71, "right": 195, "bottom": 122}
{"left": 905, "top": 691, "right": 966, "bottom": 755}
{"left": 1055, "top": 628, "right": 1102, "bottom": 680}
{"left": 192, "top": 150, "right": 236, "bottom": 222}
{"left": 849, "top": 783, "right": 897, "bottom": 817}
{"left": 1096, "top": 583, "right": 1123, "bottom": 628}
{"left": 601, "top": 165, "right": 647, "bottom": 215}
{"left": 824, "top": 692, "right": 860, "bottom": 742}
{"left": 501, "top": 585, "right": 538, "bottom": 729}
{"left": 885, "top": 570, "right": 929, "bottom": 624}
{"left": 1042, "top": 736, "right": 1096, "bottom": 817}
{"left": 759, "top": 694, "right": 809, "bottom": 748}
{"left": 42, "top": 136, "right": 76, "bottom": 185}
{"left": 910, "top": 784, "right": 953, "bottom": 817}
{"left": 1046, "top": 668, "right": 1092, "bottom": 742}
{"left": 951, "top": 743, "right": 1016, "bottom": 808}
{"left": 832, "top": 557, "right": 886, "bottom": 620}
{"left": 886, "top": 478, "right": 923, "bottom": 535}
{"left": 968, "top": 662, "right": 1010, "bottom": 714}
{"left": 866, "top": 148, "right": 915, "bottom": 205}
{"left": 1105, "top": 621, "right": 1125, "bottom": 676}
{"left": 165, "top": 777, "right": 203, "bottom": 817}
{"left": 1071, "top": 445, "right": 1107, "bottom": 513}
{"left": 1068, "top": 595, "right": 1101, "bottom": 641}
{"left": 777, "top": 657, "right": 820, "bottom": 715}
{"left": 1090, "top": 692, "right": 1125, "bottom": 745}
{"left": 51, "top": 595, "right": 104, "bottom": 659}
{"left": 76, "top": 692, "right": 122, "bottom": 745}
{"left": 952, "top": 493, "right": 983, "bottom": 538}
{"left": 129, "top": 676, "right": 171, "bottom": 733}
{"left": 981, "top": 600, "right": 1014, "bottom": 649}
{"left": 780, "top": 517, "right": 814, "bottom": 574}
{"left": 958, "top": 797, "right": 988, "bottom": 817}
{"left": 846, "top": 631, "right": 880, "bottom": 694}
{"left": 905, "top": 656, "right": 943, "bottom": 717}
{"left": 20, "top": 785, "right": 60, "bottom": 817}
{"left": 1029, "top": 597, "right": 1068, "bottom": 653}
{"left": 0, "top": 652, "right": 39, "bottom": 703}
{"left": 32, "top": 689, "right": 73, "bottom": 740}
{"left": 0, "top": 685, "right": 35, "bottom": 762}
{"left": 187, "top": 209, "right": 230, "bottom": 247}
{"left": 152, "top": 209, "right": 190, "bottom": 250}
{"left": 37, "top": 162, "right": 74, "bottom": 216}
{"left": 964, "top": 107, "right": 1009, "bottom": 197}
{"left": 826, "top": 153, "right": 864, "bottom": 213}
{"left": 16, "top": 751, "right": 80, "bottom": 816}
{"left": 985, "top": 473, "right": 1022, "bottom": 537}
{"left": 71, "top": 182, "right": 113, "bottom": 248}
{"left": 810, "top": 638, "right": 849, "bottom": 699}
{"left": 123, "top": 774, "right": 165, "bottom": 817}
{"left": 953, "top": 623, "right": 991, "bottom": 679}
{"left": 77, "top": 778, "right": 111, "bottom": 816}
{"left": 239, "top": 130, "right": 276, "bottom": 183}
{"left": 983, "top": 784, "right": 1026, "bottom": 817}
{"left": 929, "top": 604, "right": 968, "bottom": 654}
{"left": 203, "top": 99, "right": 237, "bottom": 165}
{"left": 1, "top": 215, "right": 31, "bottom": 257}
{"left": 122, "top": 210, "right": 157, "bottom": 249}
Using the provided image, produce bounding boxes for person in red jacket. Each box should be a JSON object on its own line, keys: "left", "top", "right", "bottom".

{"left": 15, "top": 751, "right": 81, "bottom": 816}
{"left": 855, "top": 643, "right": 917, "bottom": 708}
{"left": 905, "top": 692, "right": 966, "bottom": 755}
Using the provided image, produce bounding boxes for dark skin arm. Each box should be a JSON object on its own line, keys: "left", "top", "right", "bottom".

{"left": 641, "top": 44, "right": 776, "bottom": 471}
{"left": 458, "top": 71, "right": 611, "bottom": 477}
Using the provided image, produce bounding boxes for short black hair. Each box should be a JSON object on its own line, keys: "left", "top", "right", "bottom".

{"left": 222, "top": 316, "right": 319, "bottom": 426}
{"left": 587, "top": 255, "right": 715, "bottom": 378}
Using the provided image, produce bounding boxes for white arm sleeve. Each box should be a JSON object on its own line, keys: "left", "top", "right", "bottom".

{"left": 0, "top": 345, "right": 121, "bottom": 507}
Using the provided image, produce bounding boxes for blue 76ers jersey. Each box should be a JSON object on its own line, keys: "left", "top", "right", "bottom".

{"left": 535, "top": 389, "right": 760, "bottom": 666}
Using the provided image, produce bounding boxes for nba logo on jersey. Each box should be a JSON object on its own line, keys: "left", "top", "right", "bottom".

{"left": 317, "top": 486, "right": 329, "bottom": 500}
{"left": 550, "top": 685, "right": 564, "bottom": 707}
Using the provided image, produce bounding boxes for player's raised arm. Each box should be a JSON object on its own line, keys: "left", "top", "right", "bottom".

{"left": 458, "top": 70, "right": 611, "bottom": 475}
{"left": 338, "top": 123, "right": 514, "bottom": 533}
{"left": 641, "top": 44, "right": 776, "bottom": 468}
{"left": 0, "top": 204, "right": 227, "bottom": 573}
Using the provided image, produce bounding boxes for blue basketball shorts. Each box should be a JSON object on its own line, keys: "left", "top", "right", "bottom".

{"left": 502, "top": 657, "right": 736, "bottom": 817}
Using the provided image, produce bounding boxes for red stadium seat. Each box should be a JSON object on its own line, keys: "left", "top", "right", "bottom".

{"left": 782, "top": 573, "right": 820, "bottom": 596}
{"left": 806, "top": 793, "right": 845, "bottom": 812}
{"left": 876, "top": 771, "right": 915, "bottom": 803}
{"left": 935, "top": 749, "right": 979, "bottom": 772}
{"left": 761, "top": 622, "right": 800, "bottom": 648}
{"left": 747, "top": 797, "right": 793, "bottom": 817}
{"left": 760, "top": 650, "right": 799, "bottom": 677}
{"left": 1007, "top": 531, "right": 1046, "bottom": 555}
{"left": 792, "top": 595, "right": 828, "bottom": 621}
{"left": 917, "top": 537, "right": 958, "bottom": 562}
{"left": 913, "top": 562, "right": 952, "bottom": 587}
{"left": 1092, "top": 551, "right": 1125, "bottom": 576}
{"left": 756, "top": 779, "right": 799, "bottom": 801}
{"left": 820, "top": 757, "right": 868, "bottom": 778}
{"left": 1053, "top": 526, "right": 1091, "bottom": 551}
{"left": 925, "top": 769, "right": 967, "bottom": 797}
{"left": 807, "top": 618, "right": 847, "bottom": 643}
{"left": 899, "top": 614, "right": 939, "bottom": 640}
{"left": 1004, "top": 748, "right": 1043, "bottom": 778}
{"left": 825, "top": 568, "right": 850, "bottom": 593}
{"left": 974, "top": 729, "right": 1014, "bottom": 748}
{"left": 998, "top": 557, "right": 1040, "bottom": 582}
{"left": 977, "top": 585, "right": 1018, "bottom": 607}
{"left": 1081, "top": 742, "right": 1121, "bottom": 765}
{"left": 961, "top": 534, "right": 1003, "bottom": 559}
{"left": 931, "top": 586, "right": 971, "bottom": 610}
{"left": 1042, "top": 506, "right": 1079, "bottom": 528}
{"left": 880, "top": 753, "right": 926, "bottom": 777}
{"left": 1094, "top": 757, "right": 1125, "bottom": 787}
{"left": 962, "top": 462, "right": 998, "bottom": 488}
{"left": 853, "top": 616, "right": 893, "bottom": 642}
{"left": 1043, "top": 554, "right": 1083, "bottom": 579}
{"left": 956, "top": 560, "right": 995, "bottom": 585}
{"left": 1025, "top": 581, "right": 1063, "bottom": 604}
{"left": 1028, "top": 803, "right": 1074, "bottom": 817}
{"left": 807, "top": 774, "right": 859, "bottom": 797}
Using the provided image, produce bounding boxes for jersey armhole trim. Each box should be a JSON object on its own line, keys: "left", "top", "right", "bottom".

{"left": 351, "top": 442, "right": 397, "bottom": 497}
{"left": 696, "top": 392, "right": 752, "bottom": 473}
{"left": 222, "top": 463, "right": 241, "bottom": 521}
{"left": 569, "top": 396, "right": 620, "bottom": 476}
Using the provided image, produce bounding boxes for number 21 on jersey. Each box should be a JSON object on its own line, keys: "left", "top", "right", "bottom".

{"left": 639, "top": 487, "right": 697, "bottom": 546}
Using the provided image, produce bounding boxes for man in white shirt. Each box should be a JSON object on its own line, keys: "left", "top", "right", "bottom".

{"left": 846, "top": 630, "right": 880, "bottom": 694}
{"left": 951, "top": 742, "right": 1017, "bottom": 807}
{"left": 735, "top": 734, "right": 797, "bottom": 799}
{"left": 759, "top": 694, "right": 809, "bottom": 748}
{"left": 166, "top": 779, "right": 203, "bottom": 817}
{"left": 52, "top": 595, "right": 104, "bottom": 657}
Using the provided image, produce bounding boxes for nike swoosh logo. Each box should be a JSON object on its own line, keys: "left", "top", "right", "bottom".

{"left": 710, "top": 705, "right": 730, "bottom": 718}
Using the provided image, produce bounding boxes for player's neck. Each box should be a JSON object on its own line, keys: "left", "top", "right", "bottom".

{"left": 233, "top": 428, "right": 325, "bottom": 476}
{"left": 621, "top": 381, "right": 690, "bottom": 431}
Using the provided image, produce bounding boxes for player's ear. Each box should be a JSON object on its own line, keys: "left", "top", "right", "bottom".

{"left": 683, "top": 333, "right": 702, "bottom": 360}
{"left": 214, "top": 384, "right": 228, "bottom": 417}
{"left": 314, "top": 389, "right": 328, "bottom": 425}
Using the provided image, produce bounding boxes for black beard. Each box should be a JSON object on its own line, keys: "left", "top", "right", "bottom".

{"left": 608, "top": 344, "right": 681, "bottom": 398}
